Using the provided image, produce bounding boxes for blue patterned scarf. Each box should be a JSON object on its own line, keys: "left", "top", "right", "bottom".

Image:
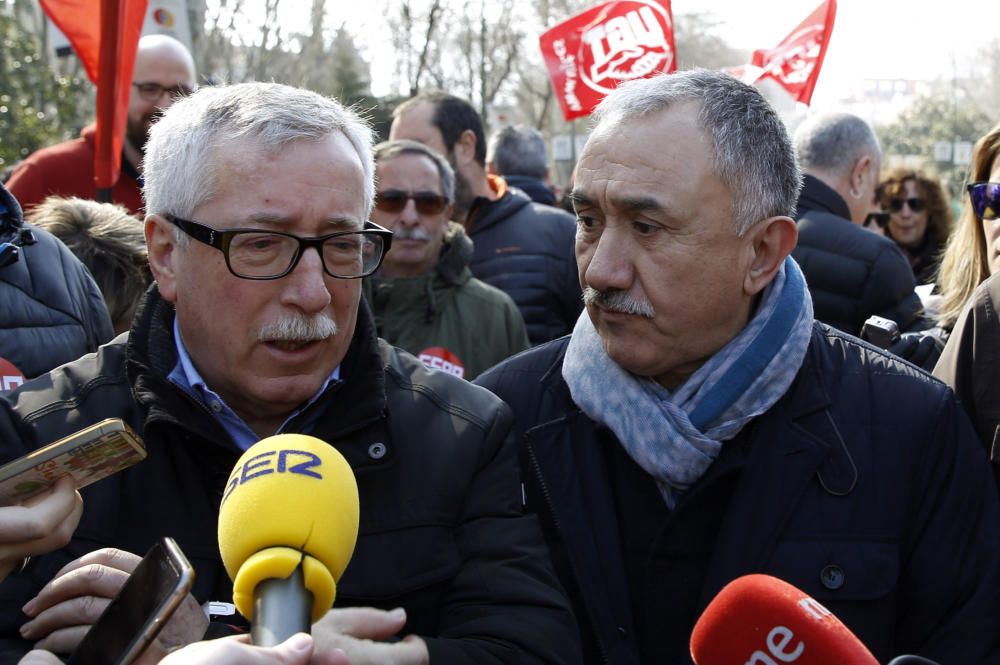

{"left": 562, "top": 257, "right": 814, "bottom": 508}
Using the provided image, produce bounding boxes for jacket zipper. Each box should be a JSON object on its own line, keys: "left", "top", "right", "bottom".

{"left": 526, "top": 438, "right": 613, "bottom": 665}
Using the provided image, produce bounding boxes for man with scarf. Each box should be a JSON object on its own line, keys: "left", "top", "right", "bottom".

{"left": 475, "top": 69, "right": 1000, "bottom": 665}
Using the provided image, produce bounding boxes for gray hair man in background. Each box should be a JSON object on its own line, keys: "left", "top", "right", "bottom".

{"left": 487, "top": 125, "right": 557, "bottom": 206}
{"left": 476, "top": 69, "right": 1000, "bottom": 664}
{"left": 792, "top": 111, "right": 923, "bottom": 336}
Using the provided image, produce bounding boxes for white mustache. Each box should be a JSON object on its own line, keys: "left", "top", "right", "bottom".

{"left": 582, "top": 286, "right": 655, "bottom": 318}
{"left": 257, "top": 313, "right": 338, "bottom": 343}
{"left": 393, "top": 227, "right": 432, "bottom": 241}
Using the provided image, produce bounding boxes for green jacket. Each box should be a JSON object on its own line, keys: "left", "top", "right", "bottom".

{"left": 365, "top": 223, "right": 529, "bottom": 380}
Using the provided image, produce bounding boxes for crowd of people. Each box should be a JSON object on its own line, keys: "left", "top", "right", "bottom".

{"left": 1, "top": 31, "right": 1000, "bottom": 665}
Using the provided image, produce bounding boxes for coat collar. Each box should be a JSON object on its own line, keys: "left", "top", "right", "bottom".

{"left": 125, "top": 286, "right": 391, "bottom": 471}
{"left": 796, "top": 174, "right": 853, "bottom": 221}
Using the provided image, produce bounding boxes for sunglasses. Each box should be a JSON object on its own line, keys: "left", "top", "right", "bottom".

{"left": 374, "top": 190, "right": 449, "bottom": 215}
{"left": 864, "top": 212, "right": 890, "bottom": 229}
{"left": 887, "top": 197, "right": 926, "bottom": 213}
{"left": 967, "top": 182, "right": 1000, "bottom": 221}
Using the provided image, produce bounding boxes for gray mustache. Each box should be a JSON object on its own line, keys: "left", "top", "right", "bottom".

{"left": 392, "top": 227, "right": 433, "bottom": 241}
{"left": 582, "top": 287, "right": 655, "bottom": 318}
{"left": 258, "top": 314, "right": 338, "bottom": 343}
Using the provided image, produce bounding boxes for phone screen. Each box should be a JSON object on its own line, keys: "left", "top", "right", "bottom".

{"left": 67, "top": 538, "right": 194, "bottom": 665}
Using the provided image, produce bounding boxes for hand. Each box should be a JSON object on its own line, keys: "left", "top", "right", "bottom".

{"left": 161, "top": 634, "right": 349, "bottom": 665}
{"left": 313, "top": 607, "right": 429, "bottom": 665}
{"left": 0, "top": 477, "right": 83, "bottom": 580}
{"left": 19, "top": 547, "right": 208, "bottom": 655}
{"left": 17, "top": 651, "right": 62, "bottom": 665}
{"left": 888, "top": 331, "right": 945, "bottom": 371}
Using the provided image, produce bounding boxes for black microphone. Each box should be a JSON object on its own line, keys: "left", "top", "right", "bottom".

{"left": 887, "top": 657, "right": 941, "bottom": 665}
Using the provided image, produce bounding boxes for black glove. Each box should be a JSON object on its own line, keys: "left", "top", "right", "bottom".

{"left": 887, "top": 332, "right": 945, "bottom": 371}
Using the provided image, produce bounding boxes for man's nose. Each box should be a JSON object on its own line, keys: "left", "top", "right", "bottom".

{"left": 583, "top": 229, "right": 633, "bottom": 292}
{"left": 280, "top": 246, "right": 332, "bottom": 313}
{"left": 398, "top": 199, "right": 421, "bottom": 226}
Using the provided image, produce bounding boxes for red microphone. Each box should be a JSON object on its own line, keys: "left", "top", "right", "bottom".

{"left": 690, "top": 574, "right": 878, "bottom": 665}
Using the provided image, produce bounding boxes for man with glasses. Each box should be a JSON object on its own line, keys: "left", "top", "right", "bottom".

{"left": 365, "top": 140, "right": 528, "bottom": 380}
{"left": 0, "top": 83, "right": 578, "bottom": 665}
{"left": 389, "top": 93, "right": 582, "bottom": 346}
{"left": 7, "top": 35, "right": 196, "bottom": 215}
{"left": 790, "top": 111, "right": 923, "bottom": 337}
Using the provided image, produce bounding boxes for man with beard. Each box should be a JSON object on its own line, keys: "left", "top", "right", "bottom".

{"left": 0, "top": 82, "right": 578, "bottom": 665}
{"left": 365, "top": 139, "right": 529, "bottom": 380}
{"left": 7, "top": 35, "right": 196, "bottom": 215}
{"left": 389, "top": 93, "right": 581, "bottom": 345}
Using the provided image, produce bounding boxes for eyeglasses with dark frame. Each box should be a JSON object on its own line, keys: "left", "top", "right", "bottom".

{"left": 164, "top": 215, "right": 393, "bottom": 280}
{"left": 132, "top": 81, "right": 195, "bottom": 102}
{"left": 967, "top": 182, "right": 1000, "bottom": 221}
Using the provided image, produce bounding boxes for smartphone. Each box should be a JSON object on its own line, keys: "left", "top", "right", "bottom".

{"left": 0, "top": 418, "right": 145, "bottom": 506}
{"left": 67, "top": 537, "right": 195, "bottom": 665}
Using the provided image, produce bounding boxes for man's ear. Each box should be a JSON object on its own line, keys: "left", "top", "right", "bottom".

{"left": 744, "top": 216, "right": 798, "bottom": 296}
{"left": 452, "top": 129, "right": 477, "bottom": 167}
{"left": 849, "top": 154, "right": 874, "bottom": 199}
{"left": 145, "top": 214, "right": 180, "bottom": 303}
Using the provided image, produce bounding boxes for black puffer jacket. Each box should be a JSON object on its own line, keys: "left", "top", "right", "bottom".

{"left": 476, "top": 324, "right": 1000, "bottom": 664}
{"left": 792, "top": 175, "right": 923, "bottom": 335}
{"left": 0, "top": 183, "right": 113, "bottom": 381}
{"left": 0, "top": 288, "right": 580, "bottom": 664}
{"left": 467, "top": 184, "right": 581, "bottom": 345}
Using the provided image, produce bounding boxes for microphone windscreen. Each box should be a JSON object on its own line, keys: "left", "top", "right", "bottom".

{"left": 217, "top": 434, "right": 359, "bottom": 619}
{"left": 690, "top": 574, "right": 878, "bottom": 665}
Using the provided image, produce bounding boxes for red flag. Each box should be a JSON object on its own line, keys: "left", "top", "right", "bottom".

{"left": 40, "top": 0, "right": 148, "bottom": 190}
{"left": 748, "top": 0, "right": 836, "bottom": 105}
{"left": 539, "top": 0, "right": 676, "bottom": 121}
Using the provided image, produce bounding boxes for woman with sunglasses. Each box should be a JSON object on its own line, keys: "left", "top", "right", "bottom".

{"left": 933, "top": 123, "right": 1000, "bottom": 460}
{"left": 879, "top": 168, "right": 953, "bottom": 285}
{"left": 936, "top": 122, "right": 1000, "bottom": 333}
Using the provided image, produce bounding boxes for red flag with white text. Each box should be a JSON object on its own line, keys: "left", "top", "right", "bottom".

{"left": 539, "top": 0, "right": 676, "bottom": 121}
{"left": 39, "top": 0, "right": 148, "bottom": 190}
{"left": 746, "top": 0, "right": 836, "bottom": 105}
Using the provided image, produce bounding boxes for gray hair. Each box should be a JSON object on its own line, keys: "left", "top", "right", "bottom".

{"left": 794, "top": 111, "right": 881, "bottom": 176}
{"left": 143, "top": 82, "right": 375, "bottom": 245}
{"left": 590, "top": 69, "right": 801, "bottom": 235}
{"left": 373, "top": 139, "right": 455, "bottom": 203}
{"left": 487, "top": 125, "right": 548, "bottom": 180}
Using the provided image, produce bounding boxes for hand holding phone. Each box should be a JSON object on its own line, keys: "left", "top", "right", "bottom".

{"left": 64, "top": 539, "right": 202, "bottom": 665}
{"left": 0, "top": 419, "right": 146, "bottom": 506}
{"left": 0, "top": 477, "right": 82, "bottom": 580}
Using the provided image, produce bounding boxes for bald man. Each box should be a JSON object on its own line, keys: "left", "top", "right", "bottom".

{"left": 7, "top": 35, "right": 197, "bottom": 215}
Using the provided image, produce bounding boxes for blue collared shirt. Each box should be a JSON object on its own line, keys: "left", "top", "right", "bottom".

{"left": 167, "top": 319, "right": 340, "bottom": 450}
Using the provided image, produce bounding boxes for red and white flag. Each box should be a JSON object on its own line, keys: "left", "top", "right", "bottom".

{"left": 736, "top": 0, "right": 837, "bottom": 105}
{"left": 539, "top": 0, "right": 676, "bottom": 121}
{"left": 40, "top": 0, "right": 149, "bottom": 190}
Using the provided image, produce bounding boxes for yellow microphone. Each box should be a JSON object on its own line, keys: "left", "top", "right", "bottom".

{"left": 217, "top": 434, "right": 359, "bottom": 646}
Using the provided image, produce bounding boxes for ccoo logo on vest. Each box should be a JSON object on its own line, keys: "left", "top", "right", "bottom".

{"left": 0, "top": 357, "right": 25, "bottom": 393}
{"left": 418, "top": 347, "right": 465, "bottom": 379}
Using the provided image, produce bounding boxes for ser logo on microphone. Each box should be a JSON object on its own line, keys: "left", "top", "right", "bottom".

{"left": 222, "top": 449, "right": 322, "bottom": 504}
